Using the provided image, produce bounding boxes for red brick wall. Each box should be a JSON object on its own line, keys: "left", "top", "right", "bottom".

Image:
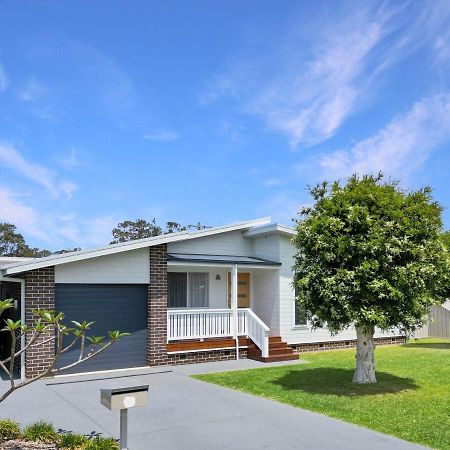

{"left": 290, "top": 335, "right": 406, "bottom": 353}
{"left": 25, "top": 267, "right": 55, "bottom": 378}
{"left": 148, "top": 245, "right": 168, "bottom": 366}
{"left": 168, "top": 348, "right": 247, "bottom": 365}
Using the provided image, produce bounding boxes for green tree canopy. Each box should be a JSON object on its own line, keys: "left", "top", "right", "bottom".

{"left": 110, "top": 219, "right": 208, "bottom": 244}
{"left": 0, "top": 223, "right": 80, "bottom": 257}
{"left": 293, "top": 174, "right": 450, "bottom": 383}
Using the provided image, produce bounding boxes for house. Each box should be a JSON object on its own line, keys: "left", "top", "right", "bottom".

{"left": 413, "top": 301, "right": 450, "bottom": 339}
{"left": 0, "top": 217, "right": 403, "bottom": 378}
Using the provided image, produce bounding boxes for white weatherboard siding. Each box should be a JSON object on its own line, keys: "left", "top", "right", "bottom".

{"left": 251, "top": 235, "right": 281, "bottom": 333}
{"left": 168, "top": 230, "right": 254, "bottom": 256}
{"left": 252, "top": 268, "right": 280, "bottom": 334}
{"left": 55, "top": 248, "right": 150, "bottom": 284}
{"left": 276, "top": 235, "right": 401, "bottom": 344}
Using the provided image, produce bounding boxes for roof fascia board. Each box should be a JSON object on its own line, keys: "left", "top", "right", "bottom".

{"left": 167, "top": 261, "right": 280, "bottom": 269}
{"left": 243, "top": 223, "right": 295, "bottom": 238}
{"left": 2, "top": 217, "right": 271, "bottom": 276}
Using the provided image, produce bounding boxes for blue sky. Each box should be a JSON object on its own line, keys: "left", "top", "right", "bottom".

{"left": 1, "top": 0, "right": 450, "bottom": 250}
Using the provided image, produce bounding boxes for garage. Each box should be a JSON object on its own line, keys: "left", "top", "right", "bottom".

{"left": 55, "top": 284, "right": 148, "bottom": 374}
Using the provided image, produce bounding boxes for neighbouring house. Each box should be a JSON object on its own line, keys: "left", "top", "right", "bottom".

{"left": 0, "top": 217, "right": 404, "bottom": 379}
{"left": 412, "top": 301, "right": 450, "bottom": 339}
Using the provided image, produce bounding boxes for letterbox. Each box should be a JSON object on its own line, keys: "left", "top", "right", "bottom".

{"left": 100, "top": 385, "right": 149, "bottom": 411}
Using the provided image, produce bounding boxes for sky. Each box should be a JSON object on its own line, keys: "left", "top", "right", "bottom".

{"left": 1, "top": 0, "right": 450, "bottom": 251}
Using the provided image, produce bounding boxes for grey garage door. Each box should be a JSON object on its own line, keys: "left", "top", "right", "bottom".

{"left": 55, "top": 284, "right": 148, "bottom": 374}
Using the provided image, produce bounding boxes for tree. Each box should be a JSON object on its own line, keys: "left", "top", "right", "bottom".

{"left": 0, "top": 224, "right": 30, "bottom": 256}
{"left": 293, "top": 174, "right": 450, "bottom": 384}
{"left": 110, "top": 219, "right": 208, "bottom": 243}
{"left": 0, "top": 299, "right": 128, "bottom": 402}
{"left": 441, "top": 230, "right": 450, "bottom": 251}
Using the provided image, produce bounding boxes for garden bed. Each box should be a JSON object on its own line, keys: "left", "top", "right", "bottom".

{"left": 0, "top": 420, "right": 118, "bottom": 450}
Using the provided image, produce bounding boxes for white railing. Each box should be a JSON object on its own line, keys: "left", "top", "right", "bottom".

{"left": 245, "top": 309, "right": 270, "bottom": 358}
{"left": 167, "top": 308, "right": 269, "bottom": 357}
{"left": 167, "top": 309, "right": 247, "bottom": 340}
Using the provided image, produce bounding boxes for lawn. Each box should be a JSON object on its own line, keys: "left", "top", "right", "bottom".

{"left": 194, "top": 339, "right": 450, "bottom": 449}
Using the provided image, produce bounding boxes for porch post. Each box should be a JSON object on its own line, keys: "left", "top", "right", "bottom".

{"left": 231, "top": 264, "right": 239, "bottom": 360}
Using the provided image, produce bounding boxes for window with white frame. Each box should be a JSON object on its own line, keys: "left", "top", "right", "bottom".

{"left": 293, "top": 286, "right": 307, "bottom": 326}
{"left": 168, "top": 272, "right": 209, "bottom": 308}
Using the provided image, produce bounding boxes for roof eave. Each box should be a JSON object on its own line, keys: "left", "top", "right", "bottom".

{"left": 243, "top": 223, "right": 295, "bottom": 238}
{"left": 2, "top": 217, "right": 272, "bottom": 276}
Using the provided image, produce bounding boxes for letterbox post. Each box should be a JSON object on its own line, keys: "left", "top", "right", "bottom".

{"left": 100, "top": 385, "right": 149, "bottom": 450}
{"left": 120, "top": 409, "right": 128, "bottom": 450}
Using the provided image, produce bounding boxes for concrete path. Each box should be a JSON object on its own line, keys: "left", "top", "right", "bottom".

{"left": 0, "top": 360, "right": 423, "bottom": 450}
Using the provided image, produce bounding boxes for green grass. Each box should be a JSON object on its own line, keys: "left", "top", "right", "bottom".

{"left": 194, "top": 339, "right": 450, "bottom": 449}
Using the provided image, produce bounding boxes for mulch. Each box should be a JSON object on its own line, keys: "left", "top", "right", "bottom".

{"left": 0, "top": 441, "right": 58, "bottom": 450}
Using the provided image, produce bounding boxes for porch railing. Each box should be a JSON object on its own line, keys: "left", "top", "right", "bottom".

{"left": 167, "top": 308, "right": 269, "bottom": 357}
{"left": 245, "top": 309, "right": 270, "bottom": 358}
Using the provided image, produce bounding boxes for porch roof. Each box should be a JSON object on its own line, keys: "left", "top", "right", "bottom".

{"left": 167, "top": 253, "right": 281, "bottom": 267}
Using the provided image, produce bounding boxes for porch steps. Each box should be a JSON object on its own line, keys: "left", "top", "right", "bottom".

{"left": 247, "top": 336, "right": 298, "bottom": 363}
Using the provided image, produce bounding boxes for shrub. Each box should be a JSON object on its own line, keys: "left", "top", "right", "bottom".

{"left": 59, "top": 432, "right": 88, "bottom": 449}
{"left": 83, "top": 436, "right": 120, "bottom": 450}
{"left": 0, "top": 419, "right": 21, "bottom": 441}
{"left": 23, "top": 420, "right": 60, "bottom": 443}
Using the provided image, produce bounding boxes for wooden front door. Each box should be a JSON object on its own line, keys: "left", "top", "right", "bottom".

{"left": 228, "top": 272, "right": 250, "bottom": 308}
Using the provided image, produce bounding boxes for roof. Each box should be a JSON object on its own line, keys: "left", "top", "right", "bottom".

{"left": 0, "top": 257, "right": 36, "bottom": 264}
{"left": 243, "top": 223, "right": 295, "bottom": 238}
{"left": 167, "top": 253, "right": 282, "bottom": 266}
{"left": 0, "top": 217, "right": 281, "bottom": 276}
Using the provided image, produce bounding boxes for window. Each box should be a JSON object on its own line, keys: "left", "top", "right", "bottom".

{"left": 294, "top": 301, "right": 307, "bottom": 326}
{"left": 294, "top": 287, "right": 307, "bottom": 326}
{"left": 168, "top": 273, "right": 187, "bottom": 308}
{"left": 189, "top": 273, "right": 209, "bottom": 307}
{"left": 168, "top": 272, "right": 209, "bottom": 308}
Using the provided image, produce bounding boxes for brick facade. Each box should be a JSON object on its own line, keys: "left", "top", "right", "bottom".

{"left": 148, "top": 244, "right": 168, "bottom": 366}
{"left": 167, "top": 348, "right": 248, "bottom": 365}
{"left": 25, "top": 267, "right": 55, "bottom": 378}
{"left": 290, "top": 335, "right": 406, "bottom": 354}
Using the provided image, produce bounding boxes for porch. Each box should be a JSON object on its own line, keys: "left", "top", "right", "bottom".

{"left": 165, "top": 253, "right": 297, "bottom": 362}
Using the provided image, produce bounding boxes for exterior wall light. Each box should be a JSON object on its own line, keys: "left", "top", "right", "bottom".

{"left": 216, "top": 274, "right": 221, "bottom": 280}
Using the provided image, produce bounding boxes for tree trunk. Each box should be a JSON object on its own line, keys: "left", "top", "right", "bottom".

{"left": 353, "top": 324, "right": 376, "bottom": 384}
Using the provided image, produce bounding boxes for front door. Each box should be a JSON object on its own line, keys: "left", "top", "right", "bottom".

{"left": 228, "top": 272, "right": 250, "bottom": 308}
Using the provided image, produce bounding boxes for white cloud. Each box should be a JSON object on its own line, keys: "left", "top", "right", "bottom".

{"left": 0, "top": 188, "right": 48, "bottom": 241}
{"left": 252, "top": 15, "right": 385, "bottom": 148}
{"left": 202, "top": 2, "right": 450, "bottom": 148}
{"left": 18, "top": 77, "right": 47, "bottom": 101}
{"left": 0, "top": 188, "right": 117, "bottom": 249}
{"left": 143, "top": 130, "right": 179, "bottom": 142}
{"left": 320, "top": 93, "right": 450, "bottom": 179}
{"left": 55, "top": 214, "right": 117, "bottom": 247}
{"left": 0, "top": 142, "right": 77, "bottom": 199}
{"left": 0, "top": 189, "right": 37, "bottom": 230}
{"left": 0, "top": 63, "right": 7, "bottom": 92}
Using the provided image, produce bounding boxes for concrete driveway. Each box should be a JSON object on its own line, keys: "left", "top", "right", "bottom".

{"left": 0, "top": 360, "right": 423, "bottom": 450}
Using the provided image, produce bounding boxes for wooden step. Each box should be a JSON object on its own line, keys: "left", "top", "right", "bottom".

{"left": 247, "top": 335, "right": 298, "bottom": 363}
